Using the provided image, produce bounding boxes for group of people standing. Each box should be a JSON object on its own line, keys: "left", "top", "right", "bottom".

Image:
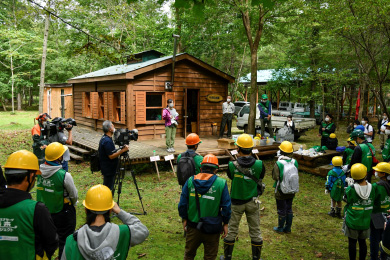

{"left": 177, "top": 133, "right": 299, "bottom": 260}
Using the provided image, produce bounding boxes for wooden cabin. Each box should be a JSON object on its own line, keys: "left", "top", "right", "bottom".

{"left": 68, "top": 51, "right": 235, "bottom": 140}
{"left": 43, "top": 83, "right": 74, "bottom": 118}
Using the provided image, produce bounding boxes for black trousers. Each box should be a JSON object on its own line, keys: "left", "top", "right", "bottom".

{"left": 276, "top": 198, "right": 293, "bottom": 216}
{"left": 51, "top": 203, "right": 76, "bottom": 258}
{"left": 219, "top": 113, "right": 233, "bottom": 138}
{"left": 103, "top": 174, "right": 115, "bottom": 191}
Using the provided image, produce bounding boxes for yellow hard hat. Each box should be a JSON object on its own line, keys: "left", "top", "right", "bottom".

{"left": 279, "top": 141, "right": 293, "bottom": 153}
{"left": 332, "top": 156, "right": 343, "bottom": 167}
{"left": 3, "top": 150, "right": 40, "bottom": 173}
{"left": 236, "top": 134, "right": 254, "bottom": 148}
{"left": 330, "top": 133, "right": 336, "bottom": 139}
{"left": 351, "top": 163, "right": 367, "bottom": 180}
{"left": 45, "top": 142, "right": 68, "bottom": 161}
{"left": 347, "top": 137, "right": 356, "bottom": 146}
{"left": 373, "top": 162, "right": 390, "bottom": 174}
{"left": 83, "top": 185, "right": 115, "bottom": 212}
{"left": 386, "top": 122, "right": 390, "bottom": 127}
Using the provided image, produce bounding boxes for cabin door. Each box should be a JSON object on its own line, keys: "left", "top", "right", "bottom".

{"left": 184, "top": 88, "right": 200, "bottom": 136}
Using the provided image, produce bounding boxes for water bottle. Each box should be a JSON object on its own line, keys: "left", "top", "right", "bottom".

{"left": 299, "top": 145, "right": 303, "bottom": 152}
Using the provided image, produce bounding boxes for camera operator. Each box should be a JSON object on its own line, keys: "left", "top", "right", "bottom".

{"left": 48, "top": 118, "right": 73, "bottom": 172}
{"left": 31, "top": 113, "right": 51, "bottom": 164}
{"left": 99, "top": 120, "right": 129, "bottom": 190}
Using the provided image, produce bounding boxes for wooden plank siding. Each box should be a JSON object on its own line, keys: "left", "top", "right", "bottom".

{"left": 72, "top": 59, "right": 230, "bottom": 139}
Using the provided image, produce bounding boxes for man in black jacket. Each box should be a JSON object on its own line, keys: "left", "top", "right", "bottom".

{"left": 0, "top": 150, "right": 58, "bottom": 259}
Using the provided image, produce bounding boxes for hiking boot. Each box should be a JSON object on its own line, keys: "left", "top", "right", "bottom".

{"left": 284, "top": 214, "right": 293, "bottom": 234}
{"left": 273, "top": 215, "right": 286, "bottom": 233}
{"left": 220, "top": 240, "right": 234, "bottom": 260}
{"left": 328, "top": 207, "right": 336, "bottom": 217}
{"left": 167, "top": 148, "right": 171, "bottom": 152}
{"left": 251, "top": 240, "right": 263, "bottom": 260}
{"left": 335, "top": 207, "right": 342, "bottom": 218}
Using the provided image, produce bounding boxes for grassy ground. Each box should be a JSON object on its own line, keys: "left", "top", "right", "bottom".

{"left": 0, "top": 114, "right": 383, "bottom": 259}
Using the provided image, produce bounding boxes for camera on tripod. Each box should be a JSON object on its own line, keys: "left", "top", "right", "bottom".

{"left": 113, "top": 128, "right": 138, "bottom": 146}
{"left": 44, "top": 117, "right": 77, "bottom": 137}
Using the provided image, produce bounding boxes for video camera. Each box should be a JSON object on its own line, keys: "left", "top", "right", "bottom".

{"left": 113, "top": 128, "right": 138, "bottom": 146}
{"left": 44, "top": 117, "right": 77, "bottom": 137}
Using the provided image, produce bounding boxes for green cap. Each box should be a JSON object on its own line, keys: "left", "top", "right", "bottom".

{"left": 261, "top": 94, "right": 268, "bottom": 100}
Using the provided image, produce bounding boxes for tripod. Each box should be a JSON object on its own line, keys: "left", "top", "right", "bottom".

{"left": 112, "top": 151, "right": 147, "bottom": 215}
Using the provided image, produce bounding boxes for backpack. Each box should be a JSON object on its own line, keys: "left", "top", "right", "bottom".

{"left": 90, "top": 151, "right": 101, "bottom": 173}
{"left": 330, "top": 171, "right": 345, "bottom": 202}
{"left": 277, "top": 159, "right": 299, "bottom": 194}
{"left": 177, "top": 151, "right": 197, "bottom": 186}
{"left": 366, "top": 124, "right": 375, "bottom": 140}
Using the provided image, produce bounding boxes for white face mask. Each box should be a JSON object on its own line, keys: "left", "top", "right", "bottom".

{"left": 227, "top": 99, "right": 231, "bottom": 102}
{"left": 354, "top": 124, "right": 357, "bottom": 128}
{"left": 361, "top": 120, "right": 366, "bottom": 125}
{"left": 287, "top": 118, "right": 292, "bottom": 121}
{"left": 375, "top": 172, "right": 380, "bottom": 179}
{"left": 325, "top": 117, "right": 330, "bottom": 122}
{"left": 169, "top": 103, "right": 174, "bottom": 108}
{"left": 386, "top": 129, "right": 390, "bottom": 135}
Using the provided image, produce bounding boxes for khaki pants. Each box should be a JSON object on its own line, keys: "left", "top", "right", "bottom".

{"left": 225, "top": 200, "right": 262, "bottom": 243}
{"left": 165, "top": 126, "right": 177, "bottom": 148}
{"left": 184, "top": 226, "right": 220, "bottom": 260}
{"left": 380, "top": 134, "right": 386, "bottom": 148}
{"left": 260, "top": 118, "right": 273, "bottom": 137}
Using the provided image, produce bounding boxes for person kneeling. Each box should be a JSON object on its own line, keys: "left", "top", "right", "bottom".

{"left": 61, "top": 184, "right": 149, "bottom": 260}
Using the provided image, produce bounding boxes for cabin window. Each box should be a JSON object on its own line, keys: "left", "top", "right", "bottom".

{"left": 146, "top": 93, "right": 164, "bottom": 121}
{"left": 82, "top": 92, "right": 92, "bottom": 118}
{"left": 98, "top": 92, "right": 105, "bottom": 119}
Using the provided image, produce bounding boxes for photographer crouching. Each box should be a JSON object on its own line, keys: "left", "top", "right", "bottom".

{"left": 99, "top": 120, "right": 129, "bottom": 190}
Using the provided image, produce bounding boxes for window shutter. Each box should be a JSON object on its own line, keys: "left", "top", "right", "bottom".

{"left": 135, "top": 92, "right": 146, "bottom": 124}
{"left": 104, "top": 92, "right": 108, "bottom": 120}
{"left": 108, "top": 92, "right": 114, "bottom": 121}
{"left": 120, "top": 92, "right": 126, "bottom": 123}
{"left": 91, "top": 92, "right": 99, "bottom": 119}
{"left": 82, "top": 92, "right": 86, "bottom": 117}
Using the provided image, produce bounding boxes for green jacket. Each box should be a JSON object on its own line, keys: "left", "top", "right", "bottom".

{"left": 344, "top": 184, "right": 376, "bottom": 230}
{"left": 0, "top": 199, "right": 37, "bottom": 260}
{"left": 187, "top": 176, "right": 226, "bottom": 223}
{"left": 360, "top": 143, "right": 375, "bottom": 173}
{"left": 37, "top": 168, "right": 66, "bottom": 214}
{"left": 228, "top": 160, "right": 263, "bottom": 200}
{"left": 373, "top": 182, "right": 390, "bottom": 214}
{"left": 383, "top": 138, "right": 390, "bottom": 162}
{"left": 64, "top": 225, "right": 131, "bottom": 260}
{"left": 344, "top": 147, "right": 354, "bottom": 165}
{"left": 321, "top": 122, "right": 334, "bottom": 138}
{"left": 177, "top": 152, "right": 203, "bottom": 175}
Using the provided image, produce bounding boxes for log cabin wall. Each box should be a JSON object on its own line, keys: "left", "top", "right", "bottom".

{"left": 130, "top": 60, "right": 228, "bottom": 140}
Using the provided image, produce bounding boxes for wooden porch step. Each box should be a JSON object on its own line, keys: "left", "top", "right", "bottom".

{"left": 69, "top": 152, "right": 83, "bottom": 162}
{"left": 219, "top": 164, "right": 228, "bottom": 169}
{"left": 68, "top": 145, "right": 91, "bottom": 155}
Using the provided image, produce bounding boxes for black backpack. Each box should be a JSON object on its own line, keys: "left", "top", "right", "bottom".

{"left": 90, "top": 151, "right": 101, "bottom": 173}
{"left": 367, "top": 124, "right": 375, "bottom": 140}
{"left": 177, "top": 151, "right": 197, "bottom": 186}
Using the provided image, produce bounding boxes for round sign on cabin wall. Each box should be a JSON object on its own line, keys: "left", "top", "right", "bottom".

{"left": 206, "top": 94, "right": 223, "bottom": 103}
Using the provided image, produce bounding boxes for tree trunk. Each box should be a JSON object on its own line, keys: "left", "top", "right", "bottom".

{"left": 1, "top": 98, "right": 6, "bottom": 111}
{"left": 358, "top": 75, "right": 366, "bottom": 120}
{"left": 248, "top": 48, "right": 258, "bottom": 135}
{"left": 11, "top": 55, "right": 14, "bottom": 114}
{"left": 29, "top": 86, "right": 32, "bottom": 106}
{"left": 348, "top": 86, "right": 353, "bottom": 123}
{"left": 309, "top": 80, "right": 315, "bottom": 118}
{"left": 39, "top": 12, "right": 50, "bottom": 113}
{"left": 17, "top": 92, "right": 22, "bottom": 110}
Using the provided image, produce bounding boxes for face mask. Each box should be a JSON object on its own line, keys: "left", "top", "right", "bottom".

{"left": 287, "top": 118, "right": 291, "bottom": 121}
{"left": 375, "top": 172, "right": 380, "bottom": 179}
{"left": 386, "top": 129, "right": 390, "bottom": 135}
{"left": 169, "top": 103, "right": 174, "bottom": 108}
{"left": 325, "top": 117, "right": 329, "bottom": 122}
{"left": 227, "top": 99, "right": 231, "bottom": 102}
{"left": 361, "top": 120, "right": 366, "bottom": 125}
{"left": 354, "top": 125, "right": 357, "bottom": 128}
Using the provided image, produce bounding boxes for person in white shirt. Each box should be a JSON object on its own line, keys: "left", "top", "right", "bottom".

{"left": 219, "top": 96, "right": 235, "bottom": 139}
{"left": 378, "top": 112, "right": 389, "bottom": 151}
{"left": 362, "top": 116, "right": 374, "bottom": 143}
{"left": 284, "top": 115, "right": 295, "bottom": 133}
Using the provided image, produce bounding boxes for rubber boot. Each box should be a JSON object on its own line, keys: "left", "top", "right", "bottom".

{"left": 328, "top": 207, "right": 335, "bottom": 217}
{"left": 284, "top": 214, "right": 293, "bottom": 234}
{"left": 219, "top": 240, "right": 235, "bottom": 260}
{"left": 251, "top": 240, "right": 263, "bottom": 260}
{"left": 335, "top": 207, "right": 342, "bottom": 218}
{"left": 273, "top": 215, "right": 286, "bottom": 233}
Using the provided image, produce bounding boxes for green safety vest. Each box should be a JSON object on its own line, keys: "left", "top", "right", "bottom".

{"left": 0, "top": 199, "right": 37, "bottom": 260}
{"left": 37, "top": 168, "right": 66, "bottom": 214}
{"left": 321, "top": 122, "right": 334, "bottom": 138}
{"left": 373, "top": 183, "right": 390, "bottom": 214}
{"left": 187, "top": 176, "right": 226, "bottom": 223}
{"left": 344, "top": 184, "right": 376, "bottom": 230}
{"left": 328, "top": 170, "right": 345, "bottom": 202}
{"left": 359, "top": 143, "right": 375, "bottom": 172}
{"left": 344, "top": 147, "right": 354, "bottom": 165}
{"left": 65, "top": 224, "right": 131, "bottom": 260}
{"left": 177, "top": 153, "right": 204, "bottom": 174}
{"left": 383, "top": 138, "right": 390, "bottom": 161}
{"left": 228, "top": 160, "right": 263, "bottom": 200}
{"left": 259, "top": 101, "right": 270, "bottom": 114}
